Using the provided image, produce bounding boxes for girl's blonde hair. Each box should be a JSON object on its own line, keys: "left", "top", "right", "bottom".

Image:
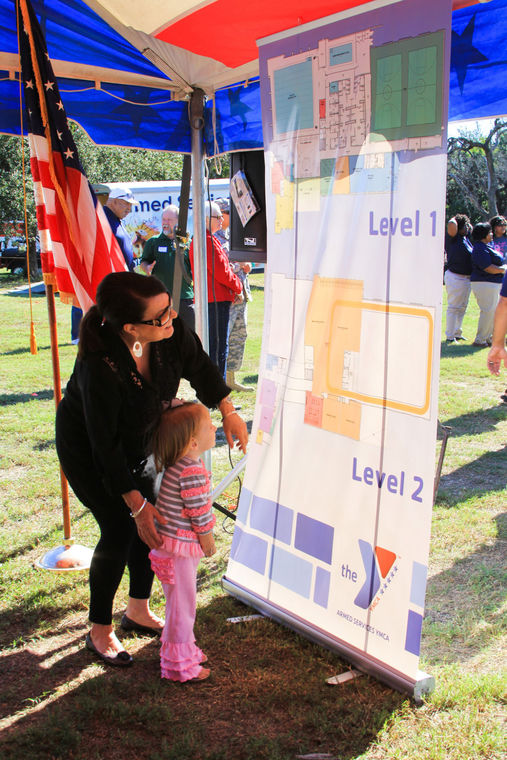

{"left": 151, "top": 402, "right": 205, "bottom": 471}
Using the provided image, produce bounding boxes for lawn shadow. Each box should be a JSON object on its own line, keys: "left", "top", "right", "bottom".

{"left": 1, "top": 344, "right": 71, "bottom": 356}
{"left": 423, "top": 512, "right": 506, "bottom": 665}
{"left": 440, "top": 403, "right": 507, "bottom": 438}
{"left": 0, "top": 389, "right": 55, "bottom": 405}
{"left": 0, "top": 593, "right": 405, "bottom": 760}
{"left": 436, "top": 446, "right": 507, "bottom": 505}
{"left": 440, "top": 341, "right": 489, "bottom": 359}
{"left": 242, "top": 372, "right": 258, "bottom": 384}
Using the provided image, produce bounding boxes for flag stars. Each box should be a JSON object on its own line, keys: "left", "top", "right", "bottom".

{"left": 64, "top": 148, "right": 74, "bottom": 160}
{"left": 57, "top": 101, "right": 64, "bottom": 110}
{"left": 44, "top": 81, "right": 55, "bottom": 91}
{"left": 25, "top": 79, "right": 34, "bottom": 89}
{"left": 57, "top": 130, "right": 63, "bottom": 141}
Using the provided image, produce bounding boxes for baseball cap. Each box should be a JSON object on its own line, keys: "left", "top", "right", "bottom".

{"left": 108, "top": 185, "right": 137, "bottom": 203}
{"left": 216, "top": 197, "right": 230, "bottom": 214}
{"left": 92, "top": 183, "right": 110, "bottom": 196}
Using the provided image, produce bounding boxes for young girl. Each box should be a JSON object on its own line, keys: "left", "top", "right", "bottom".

{"left": 149, "top": 402, "right": 217, "bottom": 682}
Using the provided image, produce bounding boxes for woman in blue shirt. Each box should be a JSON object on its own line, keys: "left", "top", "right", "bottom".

{"left": 470, "top": 222, "right": 506, "bottom": 347}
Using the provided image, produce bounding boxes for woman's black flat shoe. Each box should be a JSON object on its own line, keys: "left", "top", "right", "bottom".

{"left": 85, "top": 633, "right": 133, "bottom": 667}
{"left": 120, "top": 614, "right": 163, "bottom": 636}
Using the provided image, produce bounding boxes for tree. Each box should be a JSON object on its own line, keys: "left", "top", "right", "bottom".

{"left": 446, "top": 119, "right": 507, "bottom": 222}
{"left": 69, "top": 122, "right": 185, "bottom": 183}
{"left": 0, "top": 135, "right": 39, "bottom": 273}
{"left": 0, "top": 125, "right": 231, "bottom": 275}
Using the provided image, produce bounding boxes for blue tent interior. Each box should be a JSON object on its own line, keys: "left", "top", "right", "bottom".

{"left": 0, "top": 0, "right": 505, "bottom": 154}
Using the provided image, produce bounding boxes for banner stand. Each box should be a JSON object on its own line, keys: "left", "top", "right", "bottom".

{"left": 222, "top": 576, "right": 434, "bottom": 703}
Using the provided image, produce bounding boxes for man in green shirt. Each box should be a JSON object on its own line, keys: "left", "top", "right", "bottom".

{"left": 140, "top": 205, "right": 195, "bottom": 330}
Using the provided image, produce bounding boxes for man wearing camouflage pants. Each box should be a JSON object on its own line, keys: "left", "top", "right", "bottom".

{"left": 215, "top": 197, "right": 253, "bottom": 392}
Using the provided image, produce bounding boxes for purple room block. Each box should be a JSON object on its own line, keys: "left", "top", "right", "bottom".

{"left": 404, "top": 610, "right": 423, "bottom": 656}
{"left": 259, "top": 405, "right": 275, "bottom": 433}
{"left": 410, "top": 561, "right": 428, "bottom": 608}
{"left": 269, "top": 544, "right": 312, "bottom": 598}
{"left": 236, "top": 487, "right": 253, "bottom": 524}
{"left": 266, "top": 354, "right": 279, "bottom": 370}
{"left": 260, "top": 378, "right": 277, "bottom": 405}
{"left": 314, "top": 567, "right": 331, "bottom": 608}
{"left": 230, "top": 525, "right": 268, "bottom": 576}
{"left": 250, "top": 495, "right": 293, "bottom": 544}
{"left": 294, "top": 513, "right": 334, "bottom": 565}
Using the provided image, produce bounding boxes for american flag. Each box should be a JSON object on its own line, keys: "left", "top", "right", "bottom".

{"left": 18, "top": 0, "right": 127, "bottom": 311}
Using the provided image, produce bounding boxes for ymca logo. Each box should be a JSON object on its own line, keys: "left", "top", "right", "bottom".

{"left": 354, "top": 539, "right": 397, "bottom": 609}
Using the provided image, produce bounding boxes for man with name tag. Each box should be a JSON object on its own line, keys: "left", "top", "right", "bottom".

{"left": 140, "top": 205, "right": 195, "bottom": 331}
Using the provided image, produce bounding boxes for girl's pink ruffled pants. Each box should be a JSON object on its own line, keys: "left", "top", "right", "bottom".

{"left": 149, "top": 549, "right": 206, "bottom": 682}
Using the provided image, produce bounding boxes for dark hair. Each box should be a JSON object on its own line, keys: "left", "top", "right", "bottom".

{"left": 489, "top": 215, "right": 507, "bottom": 233}
{"left": 472, "top": 222, "right": 492, "bottom": 243}
{"left": 78, "top": 272, "right": 168, "bottom": 358}
{"left": 454, "top": 214, "right": 471, "bottom": 233}
{"left": 151, "top": 402, "right": 205, "bottom": 471}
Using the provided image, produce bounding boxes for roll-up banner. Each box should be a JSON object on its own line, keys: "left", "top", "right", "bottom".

{"left": 223, "top": 0, "right": 452, "bottom": 698}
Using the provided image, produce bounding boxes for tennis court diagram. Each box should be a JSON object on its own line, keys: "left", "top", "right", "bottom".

{"left": 303, "top": 276, "right": 434, "bottom": 440}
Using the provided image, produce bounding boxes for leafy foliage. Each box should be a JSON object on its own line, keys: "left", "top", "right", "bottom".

{"left": 69, "top": 123, "right": 185, "bottom": 183}
{"left": 0, "top": 123, "right": 229, "bottom": 274}
{"left": 0, "top": 135, "right": 36, "bottom": 238}
{"left": 446, "top": 119, "right": 507, "bottom": 222}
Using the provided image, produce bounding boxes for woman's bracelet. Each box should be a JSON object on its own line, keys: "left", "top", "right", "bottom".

{"left": 221, "top": 409, "right": 238, "bottom": 422}
{"left": 130, "top": 497, "right": 147, "bottom": 519}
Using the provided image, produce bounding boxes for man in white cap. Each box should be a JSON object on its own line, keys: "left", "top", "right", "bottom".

{"left": 104, "top": 185, "right": 137, "bottom": 271}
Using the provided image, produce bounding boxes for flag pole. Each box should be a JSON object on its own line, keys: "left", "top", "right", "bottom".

{"left": 16, "top": 0, "right": 92, "bottom": 571}
{"left": 36, "top": 282, "right": 93, "bottom": 571}
{"left": 45, "top": 281, "right": 71, "bottom": 538}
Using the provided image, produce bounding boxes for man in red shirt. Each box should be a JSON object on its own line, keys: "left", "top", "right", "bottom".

{"left": 189, "top": 202, "right": 242, "bottom": 379}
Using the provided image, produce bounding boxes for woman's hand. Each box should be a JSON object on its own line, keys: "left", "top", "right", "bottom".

{"left": 222, "top": 412, "right": 248, "bottom": 453}
{"left": 123, "top": 490, "right": 167, "bottom": 549}
{"left": 218, "top": 397, "right": 249, "bottom": 453}
{"left": 134, "top": 501, "right": 166, "bottom": 549}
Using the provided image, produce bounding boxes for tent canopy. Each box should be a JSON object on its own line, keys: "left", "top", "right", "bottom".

{"left": 0, "top": 0, "right": 504, "bottom": 153}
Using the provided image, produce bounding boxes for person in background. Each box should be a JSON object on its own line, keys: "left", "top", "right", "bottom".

{"left": 71, "top": 183, "right": 113, "bottom": 344}
{"left": 149, "top": 402, "right": 217, "bottom": 683}
{"left": 444, "top": 214, "right": 473, "bottom": 344}
{"left": 489, "top": 215, "right": 507, "bottom": 259}
{"left": 55, "top": 271, "right": 247, "bottom": 666}
{"left": 139, "top": 205, "right": 195, "bottom": 331}
{"left": 104, "top": 185, "right": 137, "bottom": 272}
{"left": 215, "top": 197, "right": 254, "bottom": 392}
{"left": 486, "top": 268, "right": 507, "bottom": 402}
{"left": 470, "top": 221, "right": 506, "bottom": 347}
{"left": 189, "top": 201, "right": 242, "bottom": 380}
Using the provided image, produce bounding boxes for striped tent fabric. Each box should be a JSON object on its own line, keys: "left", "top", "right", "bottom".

{"left": 18, "top": 0, "right": 127, "bottom": 310}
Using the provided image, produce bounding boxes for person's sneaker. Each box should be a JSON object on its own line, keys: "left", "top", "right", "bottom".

{"left": 455, "top": 336, "right": 467, "bottom": 341}
{"left": 472, "top": 341, "right": 489, "bottom": 347}
{"left": 446, "top": 338, "right": 457, "bottom": 344}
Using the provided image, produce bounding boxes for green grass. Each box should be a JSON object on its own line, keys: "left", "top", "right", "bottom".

{"left": 0, "top": 271, "right": 505, "bottom": 759}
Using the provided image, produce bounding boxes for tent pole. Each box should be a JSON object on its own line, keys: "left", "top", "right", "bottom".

{"left": 189, "top": 89, "right": 212, "bottom": 472}
{"left": 189, "top": 88, "right": 209, "bottom": 351}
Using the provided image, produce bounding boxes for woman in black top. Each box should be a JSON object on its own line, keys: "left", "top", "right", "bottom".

{"left": 56, "top": 272, "right": 247, "bottom": 665}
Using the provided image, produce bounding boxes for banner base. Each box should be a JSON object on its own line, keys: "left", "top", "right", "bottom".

{"left": 222, "top": 576, "right": 434, "bottom": 703}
